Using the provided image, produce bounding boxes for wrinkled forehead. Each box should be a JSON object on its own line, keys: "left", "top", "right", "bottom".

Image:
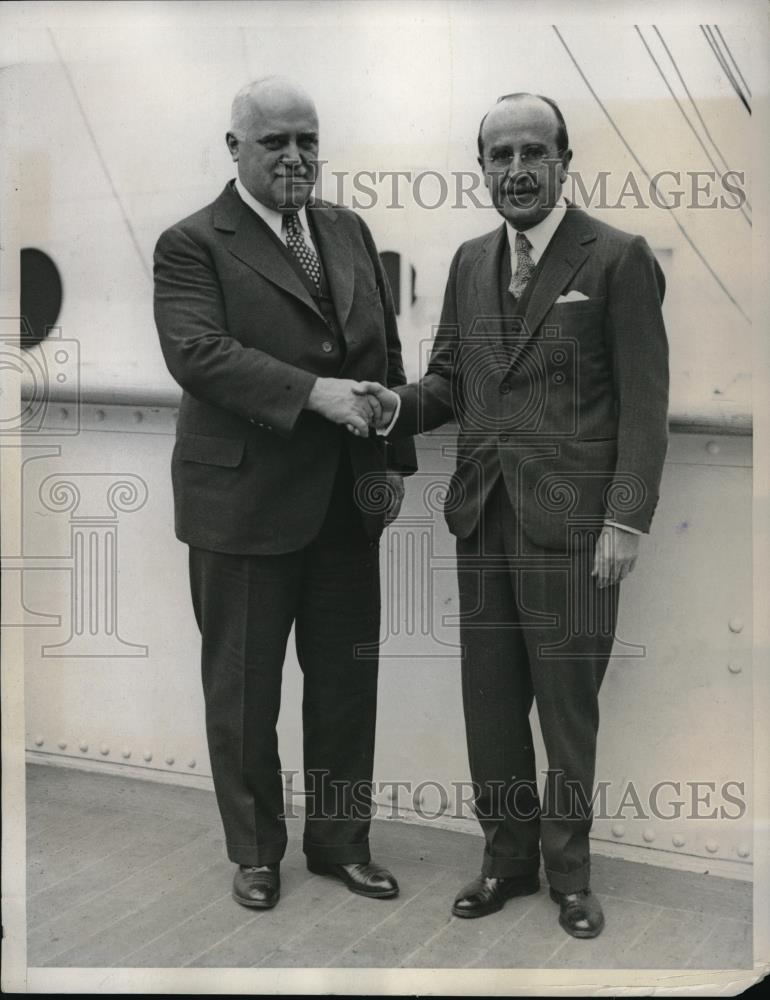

{"left": 482, "top": 99, "right": 560, "bottom": 151}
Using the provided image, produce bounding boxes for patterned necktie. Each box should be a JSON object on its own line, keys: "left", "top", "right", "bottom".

{"left": 509, "top": 231, "right": 535, "bottom": 299}
{"left": 284, "top": 212, "right": 321, "bottom": 289}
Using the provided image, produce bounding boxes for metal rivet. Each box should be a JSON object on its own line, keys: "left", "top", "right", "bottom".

{"left": 143, "top": 750, "right": 153, "bottom": 762}
{"left": 672, "top": 834, "right": 686, "bottom": 848}
{"left": 728, "top": 617, "right": 744, "bottom": 634}
{"left": 737, "top": 844, "right": 750, "bottom": 858}
{"left": 34, "top": 735, "right": 44, "bottom": 747}
{"left": 60, "top": 407, "right": 69, "bottom": 420}
{"left": 165, "top": 755, "right": 175, "bottom": 766}
{"left": 94, "top": 409, "right": 106, "bottom": 422}
{"left": 706, "top": 441, "right": 720, "bottom": 455}
{"left": 133, "top": 410, "right": 144, "bottom": 423}
{"left": 54, "top": 350, "right": 68, "bottom": 363}
{"left": 705, "top": 838, "right": 719, "bottom": 853}
{"left": 121, "top": 747, "right": 131, "bottom": 759}
{"left": 79, "top": 741, "right": 89, "bottom": 752}
{"left": 57, "top": 739, "right": 67, "bottom": 750}
{"left": 187, "top": 758, "right": 196, "bottom": 769}
{"left": 100, "top": 744, "right": 110, "bottom": 755}
{"left": 611, "top": 824, "right": 625, "bottom": 838}
{"left": 643, "top": 828, "right": 655, "bottom": 843}
{"left": 728, "top": 661, "right": 742, "bottom": 674}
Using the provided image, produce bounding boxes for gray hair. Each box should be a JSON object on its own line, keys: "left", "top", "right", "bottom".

{"left": 229, "top": 76, "right": 315, "bottom": 138}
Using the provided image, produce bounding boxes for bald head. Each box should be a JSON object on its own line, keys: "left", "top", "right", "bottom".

{"left": 226, "top": 76, "right": 320, "bottom": 212}
{"left": 476, "top": 92, "right": 572, "bottom": 230}
{"left": 477, "top": 93, "right": 568, "bottom": 159}
{"left": 230, "top": 76, "right": 318, "bottom": 138}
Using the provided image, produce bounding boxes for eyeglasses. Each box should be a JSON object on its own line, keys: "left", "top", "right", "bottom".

{"left": 484, "top": 148, "right": 561, "bottom": 169}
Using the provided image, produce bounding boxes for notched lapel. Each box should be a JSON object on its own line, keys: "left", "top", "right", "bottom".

{"left": 217, "top": 188, "right": 322, "bottom": 318}
{"left": 307, "top": 205, "right": 355, "bottom": 331}
{"left": 507, "top": 209, "right": 594, "bottom": 370}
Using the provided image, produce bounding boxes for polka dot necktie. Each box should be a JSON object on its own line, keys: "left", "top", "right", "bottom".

{"left": 284, "top": 212, "right": 321, "bottom": 289}
{"left": 509, "top": 231, "right": 535, "bottom": 299}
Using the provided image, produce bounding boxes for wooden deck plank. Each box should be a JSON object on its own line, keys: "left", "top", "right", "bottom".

{"left": 47, "top": 856, "right": 234, "bottom": 967}
{"left": 591, "top": 854, "right": 752, "bottom": 923}
{"left": 121, "top": 849, "right": 317, "bottom": 967}
{"left": 28, "top": 810, "right": 176, "bottom": 898}
{"left": 28, "top": 831, "right": 224, "bottom": 965}
{"left": 329, "top": 868, "right": 464, "bottom": 967}
{"left": 257, "top": 858, "right": 449, "bottom": 968}
{"left": 28, "top": 816, "right": 206, "bottom": 933}
{"left": 544, "top": 894, "right": 664, "bottom": 969}
{"left": 187, "top": 870, "right": 351, "bottom": 967}
{"left": 616, "top": 906, "right": 722, "bottom": 969}
{"left": 405, "top": 888, "right": 543, "bottom": 968}
{"left": 687, "top": 917, "right": 753, "bottom": 970}
{"left": 471, "top": 891, "right": 582, "bottom": 969}
{"left": 24, "top": 765, "right": 754, "bottom": 970}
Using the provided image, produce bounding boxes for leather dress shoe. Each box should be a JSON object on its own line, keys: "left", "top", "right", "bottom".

{"left": 549, "top": 887, "right": 605, "bottom": 938}
{"left": 452, "top": 872, "right": 540, "bottom": 918}
{"left": 307, "top": 860, "right": 399, "bottom": 898}
{"left": 232, "top": 863, "right": 280, "bottom": 909}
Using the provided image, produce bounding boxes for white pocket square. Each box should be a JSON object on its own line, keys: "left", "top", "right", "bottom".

{"left": 556, "top": 290, "right": 589, "bottom": 303}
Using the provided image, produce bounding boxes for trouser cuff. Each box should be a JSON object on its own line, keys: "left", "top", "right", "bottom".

{"left": 303, "top": 837, "right": 371, "bottom": 865}
{"left": 546, "top": 862, "right": 591, "bottom": 894}
{"left": 227, "top": 840, "right": 287, "bottom": 866}
{"left": 481, "top": 852, "right": 541, "bottom": 879}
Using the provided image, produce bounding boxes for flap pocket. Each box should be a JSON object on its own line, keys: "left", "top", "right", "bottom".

{"left": 176, "top": 433, "right": 245, "bottom": 467}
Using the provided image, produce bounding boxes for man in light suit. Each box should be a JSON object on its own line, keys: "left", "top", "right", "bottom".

{"left": 154, "top": 77, "right": 416, "bottom": 910}
{"left": 358, "top": 93, "right": 669, "bottom": 937}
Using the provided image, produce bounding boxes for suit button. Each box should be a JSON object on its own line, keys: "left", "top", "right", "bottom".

{"left": 321, "top": 341, "right": 334, "bottom": 353}
{"left": 499, "top": 384, "right": 511, "bottom": 395}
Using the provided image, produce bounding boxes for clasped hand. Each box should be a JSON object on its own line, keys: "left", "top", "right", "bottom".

{"left": 306, "top": 378, "right": 399, "bottom": 436}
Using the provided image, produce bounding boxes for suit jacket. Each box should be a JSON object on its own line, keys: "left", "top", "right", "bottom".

{"left": 393, "top": 205, "right": 669, "bottom": 549}
{"left": 154, "top": 181, "right": 417, "bottom": 554}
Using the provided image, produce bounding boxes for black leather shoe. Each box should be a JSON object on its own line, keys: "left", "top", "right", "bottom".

{"left": 549, "top": 887, "right": 604, "bottom": 938}
{"left": 452, "top": 872, "right": 540, "bottom": 918}
{"left": 307, "top": 860, "right": 399, "bottom": 898}
{"left": 232, "top": 863, "right": 280, "bottom": 909}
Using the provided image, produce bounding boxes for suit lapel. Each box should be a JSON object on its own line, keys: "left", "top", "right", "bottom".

{"left": 506, "top": 207, "right": 595, "bottom": 371}
{"left": 307, "top": 204, "right": 354, "bottom": 331}
{"left": 214, "top": 184, "right": 323, "bottom": 319}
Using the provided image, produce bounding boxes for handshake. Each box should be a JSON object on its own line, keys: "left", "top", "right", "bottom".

{"left": 306, "top": 377, "right": 400, "bottom": 436}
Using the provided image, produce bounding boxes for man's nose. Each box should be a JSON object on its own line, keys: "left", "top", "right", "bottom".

{"left": 281, "top": 142, "right": 302, "bottom": 164}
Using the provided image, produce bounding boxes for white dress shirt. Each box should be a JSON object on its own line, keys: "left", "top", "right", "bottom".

{"left": 234, "top": 177, "right": 316, "bottom": 252}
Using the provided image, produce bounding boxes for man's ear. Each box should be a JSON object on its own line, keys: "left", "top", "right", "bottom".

{"left": 477, "top": 157, "right": 492, "bottom": 190}
{"left": 226, "top": 132, "right": 239, "bottom": 161}
{"left": 559, "top": 148, "right": 573, "bottom": 182}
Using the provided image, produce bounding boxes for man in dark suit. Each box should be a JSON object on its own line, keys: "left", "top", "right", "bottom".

{"left": 358, "top": 93, "right": 669, "bottom": 937}
{"left": 154, "top": 76, "right": 416, "bottom": 910}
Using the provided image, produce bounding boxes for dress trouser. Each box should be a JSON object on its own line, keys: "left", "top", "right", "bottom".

{"left": 188, "top": 450, "right": 381, "bottom": 867}
{"left": 456, "top": 477, "right": 619, "bottom": 893}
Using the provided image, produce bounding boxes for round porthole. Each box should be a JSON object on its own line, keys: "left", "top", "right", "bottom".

{"left": 20, "top": 248, "right": 63, "bottom": 349}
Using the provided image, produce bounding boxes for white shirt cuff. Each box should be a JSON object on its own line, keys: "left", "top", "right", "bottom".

{"left": 604, "top": 519, "right": 642, "bottom": 535}
{"left": 375, "top": 391, "right": 402, "bottom": 437}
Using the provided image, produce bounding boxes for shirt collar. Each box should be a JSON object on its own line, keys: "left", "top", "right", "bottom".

{"left": 234, "top": 177, "right": 311, "bottom": 239}
{"left": 506, "top": 196, "right": 567, "bottom": 265}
